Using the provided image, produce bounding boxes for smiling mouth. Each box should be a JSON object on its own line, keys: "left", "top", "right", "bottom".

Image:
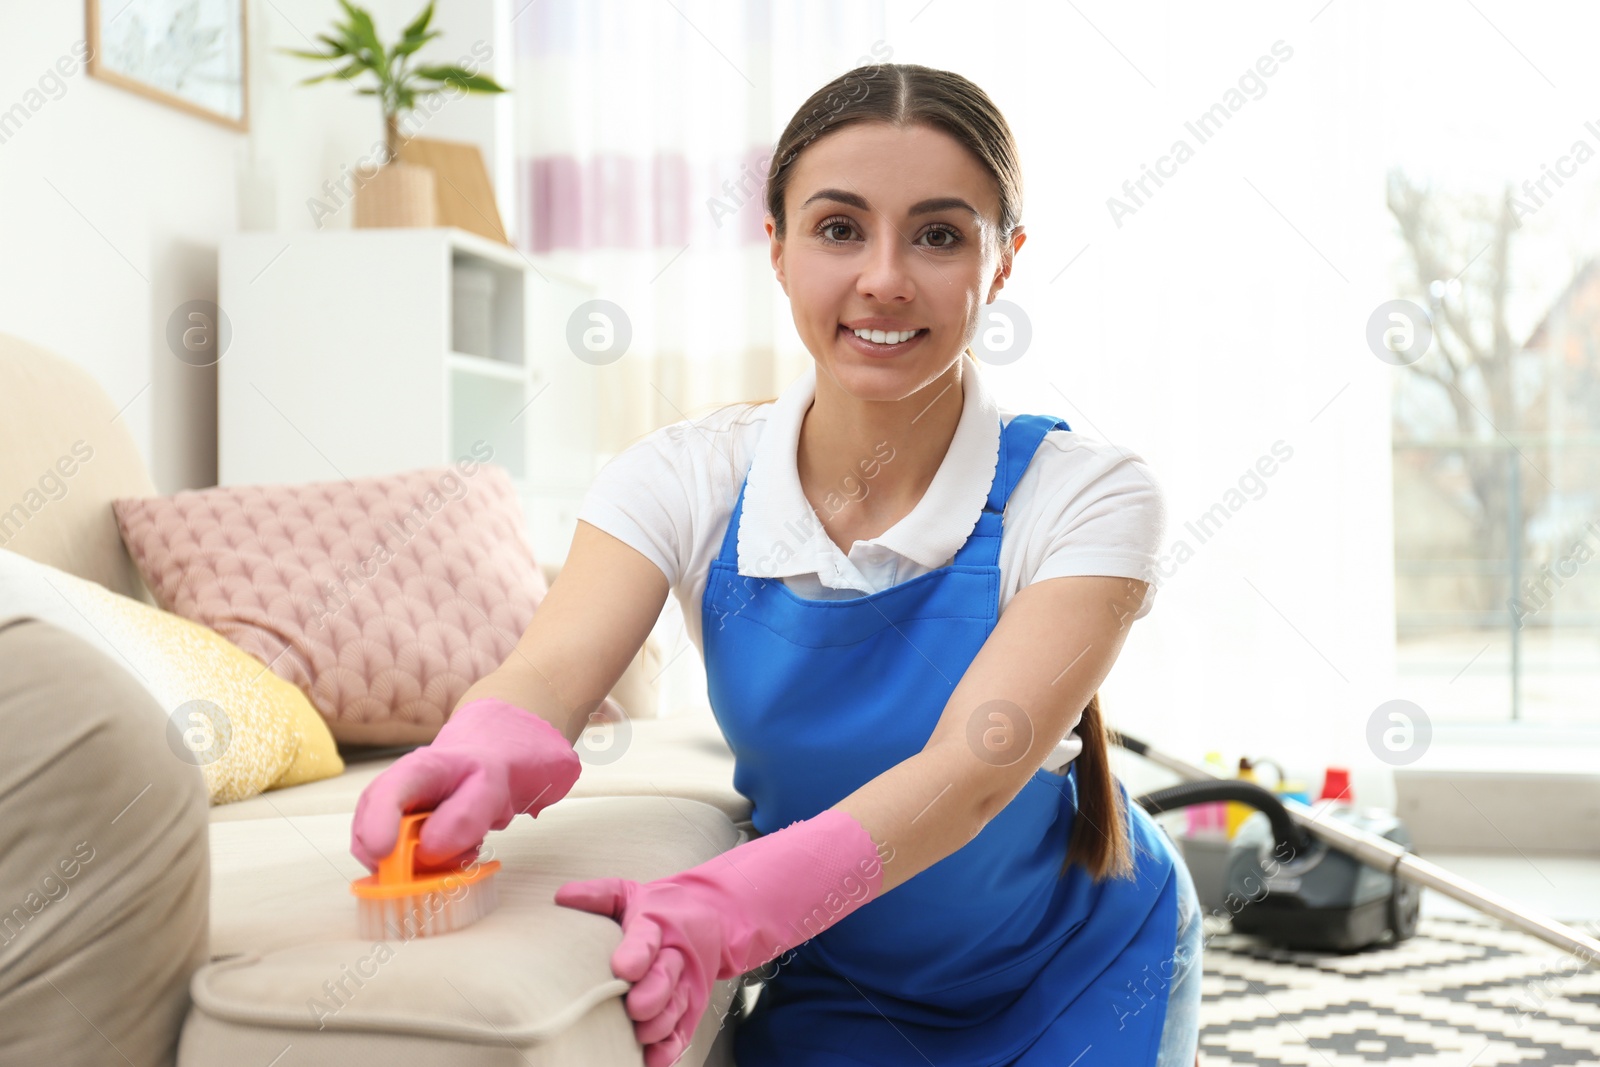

{"left": 838, "top": 324, "right": 929, "bottom": 351}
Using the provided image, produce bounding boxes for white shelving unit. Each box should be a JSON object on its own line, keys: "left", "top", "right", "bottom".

{"left": 218, "top": 227, "right": 601, "bottom": 563}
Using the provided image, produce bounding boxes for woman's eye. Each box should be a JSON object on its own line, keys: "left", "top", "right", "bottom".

{"left": 815, "top": 217, "right": 855, "bottom": 243}
{"left": 813, "top": 217, "right": 963, "bottom": 249}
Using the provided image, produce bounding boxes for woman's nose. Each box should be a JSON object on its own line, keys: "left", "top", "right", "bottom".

{"left": 856, "top": 232, "right": 917, "bottom": 303}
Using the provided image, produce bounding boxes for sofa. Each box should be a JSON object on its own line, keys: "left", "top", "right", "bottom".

{"left": 0, "top": 332, "right": 755, "bottom": 1065}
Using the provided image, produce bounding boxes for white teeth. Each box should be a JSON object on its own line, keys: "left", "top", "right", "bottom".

{"left": 851, "top": 327, "right": 921, "bottom": 344}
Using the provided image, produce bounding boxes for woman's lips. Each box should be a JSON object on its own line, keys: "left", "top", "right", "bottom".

{"left": 838, "top": 324, "right": 928, "bottom": 358}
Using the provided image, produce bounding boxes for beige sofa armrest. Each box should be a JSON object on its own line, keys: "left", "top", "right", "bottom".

{"left": 0, "top": 332, "right": 162, "bottom": 605}
{"left": 0, "top": 617, "right": 209, "bottom": 1067}
{"left": 539, "top": 559, "right": 663, "bottom": 720}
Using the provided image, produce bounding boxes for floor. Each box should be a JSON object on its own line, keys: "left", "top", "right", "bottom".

{"left": 1415, "top": 854, "right": 1600, "bottom": 925}
{"left": 1198, "top": 853, "right": 1600, "bottom": 1066}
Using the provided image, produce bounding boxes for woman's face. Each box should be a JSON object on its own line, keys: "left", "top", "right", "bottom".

{"left": 767, "top": 122, "right": 1023, "bottom": 401}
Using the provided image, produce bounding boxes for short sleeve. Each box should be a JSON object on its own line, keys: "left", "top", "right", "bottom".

{"left": 575, "top": 424, "right": 696, "bottom": 589}
{"left": 1027, "top": 451, "right": 1168, "bottom": 622}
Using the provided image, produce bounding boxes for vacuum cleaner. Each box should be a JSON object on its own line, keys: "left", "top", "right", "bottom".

{"left": 1116, "top": 732, "right": 1600, "bottom": 964}
{"left": 1132, "top": 764, "right": 1417, "bottom": 951}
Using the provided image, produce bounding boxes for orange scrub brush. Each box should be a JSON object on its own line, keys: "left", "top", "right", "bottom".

{"left": 351, "top": 812, "right": 502, "bottom": 940}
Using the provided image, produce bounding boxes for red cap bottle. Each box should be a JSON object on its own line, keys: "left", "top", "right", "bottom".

{"left": 1319, "top": 766, "right": 1353, "bottom": 806}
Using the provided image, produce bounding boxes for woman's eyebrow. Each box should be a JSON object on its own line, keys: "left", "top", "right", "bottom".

{"left": 799, "top": 189, "right": 979, "bottom": 220}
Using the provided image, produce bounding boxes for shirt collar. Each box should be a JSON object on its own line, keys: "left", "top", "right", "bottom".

{"left": 737, "top": 351, "right": 1001, "bottom": 586}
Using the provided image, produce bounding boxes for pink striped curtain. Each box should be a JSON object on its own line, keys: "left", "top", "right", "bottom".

{"left": 512, "top": 0, "right": 888, "bottom": 458}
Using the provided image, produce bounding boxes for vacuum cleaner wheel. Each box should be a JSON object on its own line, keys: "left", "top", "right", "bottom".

{"left": 1388, "top": 875, "right": 1421, "bottom": 942}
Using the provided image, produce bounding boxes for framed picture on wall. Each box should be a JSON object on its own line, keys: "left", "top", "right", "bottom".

{"left": 86, "top": 0, "right": 249, "bottom": 132}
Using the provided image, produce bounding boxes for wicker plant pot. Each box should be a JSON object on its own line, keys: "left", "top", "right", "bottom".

{"left": 355, "top": 161, "right": 437, "bottom": 228}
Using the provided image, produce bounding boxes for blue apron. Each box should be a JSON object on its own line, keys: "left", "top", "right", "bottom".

{"left": 701, "top": 413, "right": 1181, "bottom": 1067}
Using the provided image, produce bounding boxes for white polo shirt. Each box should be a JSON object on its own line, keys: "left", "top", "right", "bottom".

{"left": 576, "top": 354, "right": 1169, "bottom": 667}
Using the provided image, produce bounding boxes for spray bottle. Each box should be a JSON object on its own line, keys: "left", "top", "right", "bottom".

{"left": 1186, "top": 751, "right": 1230, "bottom": 838}
{"left": 1311, "top": 766, "right": 1354, "bottom": 819}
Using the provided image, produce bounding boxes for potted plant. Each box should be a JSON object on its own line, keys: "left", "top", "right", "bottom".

{"left": 281, "top": 0, "right": 509, "bottom": 228}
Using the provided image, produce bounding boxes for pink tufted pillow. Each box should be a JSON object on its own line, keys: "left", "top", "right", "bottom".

{"left": 112, "top": 463, "right": 550, "bottom": 746}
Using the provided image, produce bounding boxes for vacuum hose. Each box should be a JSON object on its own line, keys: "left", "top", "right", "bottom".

{"left": 1134, "top": 779, "right": 1311, "bottom": 858}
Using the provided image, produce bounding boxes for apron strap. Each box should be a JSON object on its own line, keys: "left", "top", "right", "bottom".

{"left": 953, "top": 413, "right": 1071, "bottom": 568}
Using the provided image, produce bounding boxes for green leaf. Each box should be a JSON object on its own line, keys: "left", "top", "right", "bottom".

{"left": 298, "top": 59, "right": 366, "bottom": 85}
{"left": 330, "top": 23, "right": 368, "bottom": 64}
{"left": 332, "top": 14, "right": 366, "bottom": 53}
{"left": 413, "top": 65, "right": 508, "bottom": 94}
{"left": 391, "top": 28, "right": 441, "bottom": 57}
{"left": 314, "top": 33, "right": 350, "bottom": 57}
{"left": 400, "top": 1, "right": 435, "bottom": 42}
{"left": 279, "top": 47, "right": 342, "bottom": 61}
{"left": 338, "top": 1, "right": 390, "bottom": 81}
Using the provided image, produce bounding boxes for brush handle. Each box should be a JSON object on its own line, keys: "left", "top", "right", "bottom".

{"left": 377, "top": 812, "right": 429, "bottom": 884}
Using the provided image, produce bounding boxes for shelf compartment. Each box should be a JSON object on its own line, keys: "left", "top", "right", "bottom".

{"left": 450, "top": 247, "right": 525, "bottom": 365}
{"left": 448, "top": 351, "right": 527, "bottom": 383}
{"left": 449, "top": 364, "right": 527, "bottom": 481}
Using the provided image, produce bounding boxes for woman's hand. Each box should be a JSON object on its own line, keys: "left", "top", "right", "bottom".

{"left": 554, "top": 808, "right": 886, "bottom": 1067}
{"left": 350, "top": 697, "right": 584, "bottom": 870}
{"left": 553, "top": 877, "right": 727, "bottom": 1067}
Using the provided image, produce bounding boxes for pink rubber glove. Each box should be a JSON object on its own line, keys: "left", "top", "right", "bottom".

{"left": 350, "top": 697, "right": 583, "bottom": 871}
{"left": 553, "top": 808, "right": 885, "bottom": 1067}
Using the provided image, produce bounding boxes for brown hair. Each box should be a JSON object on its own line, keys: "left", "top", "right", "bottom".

{"left": 713, "top": 63, "right": 1133, "bottom": 882}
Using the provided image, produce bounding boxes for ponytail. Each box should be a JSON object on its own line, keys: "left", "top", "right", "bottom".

{"left": 1060, "top": 691, "right": 1135, "bottom": 881}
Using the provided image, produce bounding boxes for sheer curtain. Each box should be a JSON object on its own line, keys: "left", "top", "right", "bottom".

{"left": 511, "top": 0, "right": 888, "bottom": 458}
{"left": 510, "top": 1, "right": 888, "bottom": 714}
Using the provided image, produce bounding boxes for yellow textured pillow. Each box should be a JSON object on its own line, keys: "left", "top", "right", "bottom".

{"left": 0, "top": 549, "right": 343, "bottom": 803}
{"left": 268, "top": 691, "right": 344, "bottom": 791}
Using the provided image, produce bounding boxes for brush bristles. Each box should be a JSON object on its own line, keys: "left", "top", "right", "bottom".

{"left": 357, "top": 877, "right": 499, "bottom": 941}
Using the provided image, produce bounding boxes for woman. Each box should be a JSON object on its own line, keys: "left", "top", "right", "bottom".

{"left": 350, "top": 63, "right": 1202, "bottom": 1067}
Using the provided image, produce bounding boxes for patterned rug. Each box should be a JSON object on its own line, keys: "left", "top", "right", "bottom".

{"left": 1200, "top": 915, "right": 1600, "bottom": 1066}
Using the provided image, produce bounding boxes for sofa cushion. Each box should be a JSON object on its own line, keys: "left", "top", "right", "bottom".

{"left": 185, "top": 797, "right": 745, "bottom": 1066}
{"left": 0, "top": 549, "right": 344, "bottom": 804}
{"left": 209, "top": 705, "right": 753, "bottom": 830}
{"left": 113, "top": 463, "right": 552, "bottom": 747}
{"left": 563, "top": 705, "right": 752, "bottom": 825}
{"left": 0, "top": 617, "right": 209, "bottom": 1067}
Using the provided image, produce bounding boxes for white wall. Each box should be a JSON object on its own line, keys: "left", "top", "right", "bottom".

{"left": 0, "top": 0, "right": 507, "bottom": 494}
